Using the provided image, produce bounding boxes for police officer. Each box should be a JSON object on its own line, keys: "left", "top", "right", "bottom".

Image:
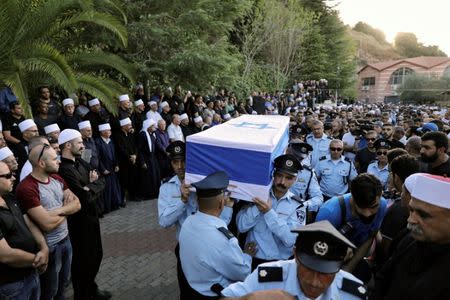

{"left": 220, "top": 220, "right": 367, "bottom": 300}
{"left": 157, "top": 141, "right": 233, "bottom": 299}
{"left": 287, "top": 142, "right": 323, "bottom": 221}
{"left": 306, "top": 120, "right": 331, "bottom": 168}
{"left": 367, "top": 139, "right": 391, "bottom": 190}
{"left": 179, "top": 171, "right": 253, "bottom": 299}
{"left": 236, "top": 154, "right": 307, "bottom": 270}
{"left": 315, "top": 139, "right": 358, "bottom": 200}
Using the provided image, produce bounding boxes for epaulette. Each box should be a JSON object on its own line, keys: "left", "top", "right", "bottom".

{"left": 302, "top": 164, "right": 312, "bottom": 171}
{"left": 217, "top": 227, "right": 234, "bottom": 240}
{"left": 319, "top": 156, "right": 327, "bottom": 161}
{"left": 257, "top": 266, "right": 283, "bottom": 282}
{"left": 340, "top": 277, "right": 367, "bottom": 299}
{"left": 161, "top": 177, "right": 171, "bottom": 184}
{"left": 291, "top": 195, "right": 304, "bottom": 206}
{"left": 344, "top": 157, "right": 351, "bottom": 163}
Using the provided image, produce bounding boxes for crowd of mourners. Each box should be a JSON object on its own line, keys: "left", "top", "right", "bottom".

{"left": 1, "top": 81, "right": 450, "bottom": 300}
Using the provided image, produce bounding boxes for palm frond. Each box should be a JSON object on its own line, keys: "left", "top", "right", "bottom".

{"left": 93, "top": 0, "right": 127, "bottom": 24}
{"left": 4, "top": 72, "right": 33, "bottom": 118}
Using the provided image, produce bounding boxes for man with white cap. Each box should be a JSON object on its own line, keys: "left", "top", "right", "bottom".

{"left": 44, "top": 123, "right": 60, "bottom": 141}
{"left": 84, "top": 98, "right": 109, "bottom": 138}
{"left": 113, "top": 118, "right": 138, "bottom": 201}
{"left": 95, "top": 123, "right": 123, "bottom": 213}
{"left": 131, "top": 99, "right": 145, "bottom": 133}
{"left": 57, "top": 129, "right": 109, "bottom": 300}
{"left": 78, "top": 121, "right": 100, "bottom": 171}
{"left": 57, "top": 98, "right": 82, "bottom": 130}
{"left": 14, "top": 119, "right": 39, "bottom": 172}
{"left": 191, "top": 115, "right": 204, "bottom": 134}
{"left": 179, "top": 113, "right": 192, "bottom": 138}
{"left": 167, "top": 114, "right": 184, "bottom": 142}
{"left": 160, "top": 101, "right": 172, "bottom": 126}
{"left": 221, "top": 221, "right": 365, "bottom": 300}
{"left": 373, "top": 173, "right": 450, "bottom": 299}
{"left": 137, "top": 119, "right": 161, "bottom": 199}
{"left": 0, "top": 147, "right": 18, "bottom": 174}
{"left": 117, "top": 94, "right": 131, "bottom": 119}
{"left": 146, "top": 100, "right": 162, "bottom": 124}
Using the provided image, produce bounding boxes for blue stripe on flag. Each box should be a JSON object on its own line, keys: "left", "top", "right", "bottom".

{"left": 186, "top": 142, "right": 272, "bottom": 186}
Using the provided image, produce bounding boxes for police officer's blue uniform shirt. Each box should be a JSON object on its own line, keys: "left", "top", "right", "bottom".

{"left": 367, "top": 161, "right": 389, "bottom": 190}
{"left": 179, "top": 211, "right": 252, "bottom": 296}
{"left": 221, "top": 259, "right": 365, "bottom": 299}
{"left": 158, "top": 175, "right": 232, "bottom": 240}
{"left": 306, "top": 134, "right": 331, "bottom": 168}
{"left": 290, "top": 166, "right": 323, "bottom": 212}
{"left": 315, "top": 193, "right": 388, "bottom": 247}
{"left": 315, "top": 155, "right": 358, "bottom": 198}
{"left": 236, "top": 190, "right": 306, "bottom": 261}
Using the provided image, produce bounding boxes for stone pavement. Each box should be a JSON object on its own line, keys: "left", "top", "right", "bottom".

{"left": 67, "top": 200, "right": 180, "bottom": 300}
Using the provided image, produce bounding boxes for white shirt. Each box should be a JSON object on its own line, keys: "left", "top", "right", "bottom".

{"left": 146, "top": 110, "right": 162, "bottom": 124}
{"left": 167, "top": 124, "right": 184, "bottom": 142}
{"left": 20, "top": 160, "right": 32, "bottom": 181}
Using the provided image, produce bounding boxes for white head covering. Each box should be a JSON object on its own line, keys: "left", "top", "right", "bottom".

{"left": 223, "top": 113, "right": 231, "bottom": 120}
{"left": 58, "top": 129, "right": 82, "bottom": 145}
{"left": 62, "top": 98, "right": 74, "bottom": 106}
{"left": 193, "top": 116, "right": 203, "bottom": 123}
{"left": 0, "top": 147, "right": 14, "bottom": 161}
{"left": 405, "top": 173, "right": 450, "bottom": 209}
{"left": 134, "top": 99, "right": 144, "bottom": 106}
{"left": 44, "top": 123, "right": 60, "bottom": 134}
{"left": 179, "top": 113, "right": 188, "bottom": 121}
{"left": 119, "top": 94, "right": 130, "bottom": 102}
{"left": 149, "top": 101, "right": 157, "bottom": 107}
{"left": 18, "top": 119, "right": 37, "bottom": 132}
{"left": 119, "top": 118, "right": 132, "bottom": 127}
{"left": 251, "top": 111, "right": 257, "bottom": 115}
{"left": 160, "top": 101, "right": 169, "bottom": 109}
{"left": 141, "top": 119, "right": 156, "bottom": 152}
{"left": 78, "top": 121, "right": 91, "bottom": 130}
{"left": 98, "top": 123, "right": 111, "bottom": 131}
{"left": 88, "top": 98, "right": 100, "bottom": 106}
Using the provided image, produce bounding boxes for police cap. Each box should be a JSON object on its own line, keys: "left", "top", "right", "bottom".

{"left": 166, "top": 141, "right": 185, "bottom": 160}
{"left": 373, "top": 138, "right": 392, "bottom": 150}
{"left": 289, "top": 142, "right": 313, "bottom": 155}
{"left": 292, "top": 220, "right": 355, "bottom": 274}
{"left": 191, "top": 171, "right": 229, "bottom": 198}
{"left": 273, "top": 154, "right": 302, "bottom": 176}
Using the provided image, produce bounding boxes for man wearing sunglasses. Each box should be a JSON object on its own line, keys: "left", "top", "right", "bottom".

{"left": 315, "top": 140, "right": 357, "bottom": 201}
{"left": 367, "top": 139, "right": 391, "bottom": 190}
{"left": 16, "top": 143, "right": 81, "bottom": 300}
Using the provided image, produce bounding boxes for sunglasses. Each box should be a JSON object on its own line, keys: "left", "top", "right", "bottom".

{"left": 38, "top": 144, "right": 50, "bottom": 161}
{"left": 377, "top": 151, "right": 388, "bottom": 156}
{"left": 330, "top": 147, "right": 343, "bottom": 152}
{"left": 0, "top": 172, "right": 14, "bottom": 179}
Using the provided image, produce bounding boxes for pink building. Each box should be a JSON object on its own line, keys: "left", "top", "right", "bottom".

{"left": 357, "top": 56, "right": 450, "bottom": 103}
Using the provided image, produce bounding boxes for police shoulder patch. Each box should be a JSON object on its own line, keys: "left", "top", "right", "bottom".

{"left": 340, "top": 277, "right": 367, "bottom": 299}
{"left": 296, "top": 206, "right": 306, "bottom": 224}
{"left": 217, "top": 227, "right": 234, "bottom": 240}
{"left": 257, "top": 266, "right": 283, "bottom": 282}
{"left": 319, "top": 156, "right": 327, "bottom": 161}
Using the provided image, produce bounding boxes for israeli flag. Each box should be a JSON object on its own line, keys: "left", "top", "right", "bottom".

{"left": 186, "top": 115, "right": 290, "bottom": 201}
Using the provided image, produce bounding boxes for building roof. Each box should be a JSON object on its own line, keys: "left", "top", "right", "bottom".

{"left": 358, "top": 56, "right": 450, "bottom": 73}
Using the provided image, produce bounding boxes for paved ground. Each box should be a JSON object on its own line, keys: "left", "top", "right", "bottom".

{"left": 67, "top": 200, "right": 180, "bottom": 300}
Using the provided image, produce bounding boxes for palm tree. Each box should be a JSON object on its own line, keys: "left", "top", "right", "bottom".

{"left": 0, "top": 0, "right": 135, "bottom": 116}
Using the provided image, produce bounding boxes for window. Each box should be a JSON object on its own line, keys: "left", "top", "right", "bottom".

{"left": 388, "top": 67, "right": 414, "bottom": 85}
{"left": 362, "top": 77, "right": 376, "bottom": 86}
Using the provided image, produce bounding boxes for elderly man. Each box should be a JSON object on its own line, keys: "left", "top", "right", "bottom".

{"left": 57, "top": 98, "right": 82, "bottom": 130}
{"left": 0, "top": 161, "right": 49, "bottom": 300}
{"left": 146, "top": 101, "right": 162, "bottom": 124}
{"left": 78, "top": 121, "right": 99, "bottom": 171}
{"left": 57, "top": 129, "right": 108, "bottom": 300}
{"left": 221, "top": 221, "right": 366, "bottom": 300}
{"left": 0, "top": 147, "right": 18, "bottom": 175}
{"left": 44, "top": 123, "right": 60, "bottom": 142}
{"left": 15, "top": 119, "right": 40, "bottom": 172}
{"left": 167, "top": 114, "right": 184, "bottom": 142}
{"left": 306, "top": 120, "right": 331, "bottom": 168}
{"left": 372, "top": 173, "right": 450, "bottom": 299}
{"left": 131, "top": 99, "right": 146, "bottom": 133}
{"left": 84, "top": 98, "right": 109, "bottom": 138}
{"left": 16, "top": 143, "right": 80, "bottom": 300}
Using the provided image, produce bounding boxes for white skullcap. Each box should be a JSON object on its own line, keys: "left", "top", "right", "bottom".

{"left": 119, "top": 118, "right": 132, "bottom": 127}
{"left": 405, "top": 173, "right": 450, "bottom": 209}
{"left": 18, "top": 119, "right": 37, "bottom": 132}
{"left": 0, "top": 147, "right": 14, "bottom": 161}
{"left": 251, "top": 111, "right": 257, "bottom": 115}
{"left": 179, "top": 113, "right": 188, "bottom": 121}
{"left": 160, "top": 101, "right": 169, "bottom": 109}
{"left": 134, "top": 99, "right": 144, "bottom": 106}
{"left": 142, "top": 119, "right": 156, "bottom": 131}
{"left": 88, "top": 98, "right": 100, "bottom": 106}
{"left": 149, "top": 101, "right": 157, "bottom": 106}
{"left": 62, "top": 98, "right": 74, "bottom": 106}
{"left": 58, "top": 129, "right": 82, "bottom": 145}
{"left": 193, "top": 116, "right": 203, "bottom": 123}
{"left": 223, "top": 113, "right": 231, "bottom": 120}
{"left": 98, "top": 123, "right": 111, "bottom": 131}
{"left": 78, "top": 121, "right": 91, "bottom": 130}
{"left": 44, "top": 123, "right": 60, "bottom": 134}
{"left": 119, "top": 94, "right": 130, "bottom": 102}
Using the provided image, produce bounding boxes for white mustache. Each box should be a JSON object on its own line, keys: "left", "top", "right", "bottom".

{"left": 407, "top": 223, "right": 424, "bottom": 235}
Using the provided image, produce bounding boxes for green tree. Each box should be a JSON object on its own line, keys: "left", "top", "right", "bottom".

{"left": 0, "top": 0, "right": 135, "bottom": 116}
{"left": 395, "top": 32, "right": 447, "bottom": 58}
{"left": 353, "top": 21, "right": 387, "bottom": 44}
{"left": 399, "top": 73, "right": 450, "bottom": 104}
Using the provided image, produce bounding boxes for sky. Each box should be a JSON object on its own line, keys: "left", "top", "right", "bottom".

{"left": 336, "top": 0, "right": 450, "bottom": 56}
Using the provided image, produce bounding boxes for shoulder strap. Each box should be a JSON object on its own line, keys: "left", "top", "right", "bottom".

{"left": 338, "top": 195, "right": 347, "bottom": 229}
{"left": 340, "top": 277, "right": 367, "bottom": 299}
{"left": 257, "top": 266, "right": 283, "bottom": 282}
{"left": 305, "top": 170, "right": 313, "bottom": 200}
{"left": 217, "top": 227, "right": 234, "bottom": 240}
